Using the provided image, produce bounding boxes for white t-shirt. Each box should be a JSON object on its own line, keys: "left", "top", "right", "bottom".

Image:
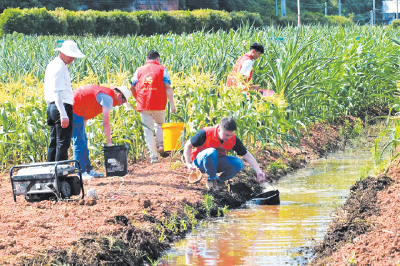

{"left": 240, "top": 59, "right": 253, "bottom": 77}
{"left": 44, "top": 56, "right": 73, "bottom": 105}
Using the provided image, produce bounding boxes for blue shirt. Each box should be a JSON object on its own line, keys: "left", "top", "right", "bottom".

{"left": 96, "top": 93, "right": 113, "bottom": 110}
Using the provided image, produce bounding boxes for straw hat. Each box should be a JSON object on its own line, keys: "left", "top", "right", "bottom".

{"left": 54, "top": 40, "right": 85, "bottom": 58}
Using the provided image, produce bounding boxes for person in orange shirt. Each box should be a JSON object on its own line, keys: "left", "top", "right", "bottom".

{"left": 183, "top": 117, "right": 265, "bottom": 189}
{"left": 226, "top": 42, "right": 264, "bottom": 91}
{"left": 72, "top": 85, "right": 132, "bottom": 179}
{"left": 130, "top": 50, "right": 176, "bottom": 163}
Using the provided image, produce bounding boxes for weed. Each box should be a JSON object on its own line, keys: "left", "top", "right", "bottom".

{"left": 359, "top": 164, "right": 373, "bottom": 180}
{"left": 170, "top": 160, "right": 182, "bottom": 170}
{"left": 218, "top": 205, "right": 229, "bottom": 217}
{"left": 347, "top": 251, "right": 357, "bottom": 265}
{"left": 161, "top": 213, "right": 179, "bottom": 234}
{"left": 146, "top": 255, "right": 164, "bottom": 266}
{"left": 202, "top": 194, "right": 215, "bottom": 217}
{"left": 179, "top": 220, "right": 187, "bottom": 231}
{"left": 184, "top": 205, "right": 198, "bottom": 228}
{"left": 352, "top": 118, "right": 363, "bottom": 137}
{"left": 339, "top": 119, "right": 352, "bottom": 140}
{"left": 155, "top": 224, "right": 166, "bottom": 243}
{"left": 268, "top": 159, "right": 287, "bottom": 175}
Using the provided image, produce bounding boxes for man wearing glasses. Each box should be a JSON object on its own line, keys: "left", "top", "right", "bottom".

{"left": 72, "top": 85, "right": 132, "bottom": 180}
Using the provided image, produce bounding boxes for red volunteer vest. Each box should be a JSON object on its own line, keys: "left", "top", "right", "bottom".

{"left": 73, "top": 85, "right": 116, "bottom": 120}
{"left": 135, "top": 61, "right": 167, "bottom": 111}
{"left": 191, "top": 126, "right": 237, "bottom": 161}
{"left": 226, "top": 54, "right": 253, "bottom": 88}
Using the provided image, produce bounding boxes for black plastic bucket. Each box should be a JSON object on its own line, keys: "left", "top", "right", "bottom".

{"left": 104, "top": 145, "right": 128, "bottom": 177}
{"left": 251, "top": 190, "right": 280, "bottom": 205}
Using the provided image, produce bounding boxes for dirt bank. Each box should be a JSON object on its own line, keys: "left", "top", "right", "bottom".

{"left": 311, "top": 155, "right": 400, "bottom": 266}
{"left": 310, "top": 120, "right": 400, "bottom": 265}
{"left": 0, "top": 123, "right": 341, "bottom": 265}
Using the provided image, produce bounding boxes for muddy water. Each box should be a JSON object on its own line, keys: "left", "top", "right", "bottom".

{"left": 160, "top": 147, "right": 372, "bottom": 266}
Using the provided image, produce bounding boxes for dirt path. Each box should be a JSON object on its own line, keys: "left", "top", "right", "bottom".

{"left": 0, "top": 123, "right": 341, "bottom": 265}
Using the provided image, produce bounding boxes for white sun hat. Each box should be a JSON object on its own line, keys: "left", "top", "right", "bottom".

{"left": 116, "top": 85, "right": 133, "bottom": 110}
{"left": 54, "top": 40, "right": 85, "bottom": 58}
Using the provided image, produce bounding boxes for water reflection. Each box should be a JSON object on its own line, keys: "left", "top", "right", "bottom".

{"left": 160, "top": 147, "right": 372, "bottom": 266}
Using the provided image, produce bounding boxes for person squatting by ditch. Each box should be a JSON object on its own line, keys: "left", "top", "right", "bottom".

{"left": 183, "top": 117, "right": 266, "bottom": 189}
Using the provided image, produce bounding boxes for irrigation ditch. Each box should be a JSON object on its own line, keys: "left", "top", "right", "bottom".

{"left": 0, "top": 117, "right": 376, "bottom": 266}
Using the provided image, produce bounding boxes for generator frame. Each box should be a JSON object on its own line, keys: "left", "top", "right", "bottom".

{"left": 10, "top": 160, "right": 84, "bottom": 202}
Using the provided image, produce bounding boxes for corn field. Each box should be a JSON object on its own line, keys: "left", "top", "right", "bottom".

{"left": 0, "top": 25, "right": 399, "bottom": 170}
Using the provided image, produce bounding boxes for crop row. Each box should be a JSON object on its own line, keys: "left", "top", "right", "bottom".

{"left": 0, "top": 25, "right": 398, "bottom": 169}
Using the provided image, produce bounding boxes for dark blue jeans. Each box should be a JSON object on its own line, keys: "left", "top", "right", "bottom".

{"left": 72, "top": 113, "right": 92, "bottom": 172}
{"left": 193, "top": 148, "right": 245, "bottom": 182}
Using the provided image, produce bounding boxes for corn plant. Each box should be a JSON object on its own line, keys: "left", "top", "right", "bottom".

{"left": 0, "top": 25, "right": 399, "bottom": 170}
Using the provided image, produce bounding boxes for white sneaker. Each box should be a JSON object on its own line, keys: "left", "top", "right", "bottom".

{"left": 206, "top": 180, "right": 217, "bottom": 190}
{"left": 150, "top": 157, "right": 159, "bottom": 164}
{"left": 88, "top": 170, "right": 104, "bottom": 178}
{"left": 81, "top": 172, "right": 93, "bottom": 180}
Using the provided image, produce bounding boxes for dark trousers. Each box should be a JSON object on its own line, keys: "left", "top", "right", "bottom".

{"left": 46, "top": 103, "right": 73, "bottom": 162}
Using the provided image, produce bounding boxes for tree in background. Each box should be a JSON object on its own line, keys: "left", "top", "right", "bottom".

{"left": 0, "top": 0, "right": 79, "bottom": 12}
{"left": 80, "top": 0, "right": 132, "bottom": 11}
{"left": 185, "top": 0, "right": 219, "bottom": 10}
{"left": 187, "top": 0, "right": 276, "bottom": 23}
{"left": 0, "top": 0, "right": 133, "bottom": 12}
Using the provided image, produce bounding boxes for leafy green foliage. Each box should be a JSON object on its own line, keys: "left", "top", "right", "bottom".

{"left": 218, "top": 0, "right": 276, "bottom": 23}
{"left": 202, "top": 194, "right": 215, "bottom": 217}
{"left": 186, "top": 0, "right": 219, "bottom": 10}
{"left": 0, "top": 0, "right": 380, "bottom": 26}
{"left": 229, "top": 11, "right": 263, "bottom": 29}
{"left": 391, "top": 20, "right": 400, "bottom": 28}
{"left": 302, "top": 11, "right": 328, "bottom": 25}
{"left": 326, "top": 15, "right": 355, "bottom": 26}
{"left": 0, "top": 0, "right": 131, "bottom": 13}
{"left": 0, "top": 8, "right": 262, "bottom": 36}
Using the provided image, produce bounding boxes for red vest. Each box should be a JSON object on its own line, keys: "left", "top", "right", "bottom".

{"left": 226, "top": 54, "right": 253, "bottom": 87}
{"left": 73, "top": 85, "right": 116, "bottom": 120}
{"left": 191, "top": 126, "right": 236, "bottom": 161}
{"left": 135, "top": 61, "right": 167, "bottom": 111}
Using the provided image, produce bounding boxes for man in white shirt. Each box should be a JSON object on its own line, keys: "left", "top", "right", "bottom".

{"left": 226, "top": 42, "right": 264, "bottom": 91}
{"left": 44, "top": 40, "right": 85, "bottom": 162}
